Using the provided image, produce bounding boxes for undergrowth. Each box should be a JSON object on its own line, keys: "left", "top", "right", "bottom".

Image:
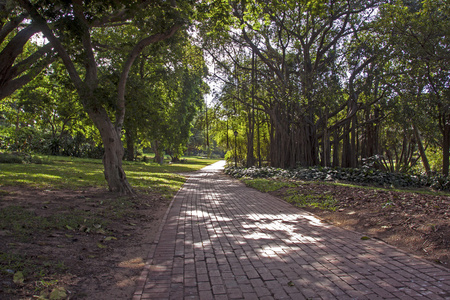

{"left": 225, "top": 165, "right": 450, "bottom": 191}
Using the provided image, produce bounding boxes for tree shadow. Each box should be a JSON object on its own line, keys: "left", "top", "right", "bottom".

{"left": 138, "top": 171, "right": 450, "bottom": 299}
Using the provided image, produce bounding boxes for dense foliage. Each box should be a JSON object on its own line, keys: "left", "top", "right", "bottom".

{"left": 1, "top": 0, "right": 449, "bottom": 192}
{"left": 225, "top": 165, "right": 450, "bottom": 191}
{"left": 204, "top": 0, "right": 449, "bottom": 178}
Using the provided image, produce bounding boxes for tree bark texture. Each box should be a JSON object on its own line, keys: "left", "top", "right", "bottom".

{"left": 152, "top": 140, "right": 164, "bottom": 164}
{"left": 269, "top": 110, "right": 317, "bottom": 169}
{"left": 87, "top": 107, "right": 133, "bottom": 194}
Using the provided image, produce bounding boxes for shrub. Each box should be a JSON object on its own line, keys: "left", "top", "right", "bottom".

{"left": 224, "top": 165, "right": 450, "bottom": 191}
{"left": 0, "top": 153, "right": 24, "bottom": 164}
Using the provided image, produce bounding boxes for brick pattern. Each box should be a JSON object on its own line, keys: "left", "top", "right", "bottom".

{"left": 134, "top": 161, "right": 450, "bottom": 299}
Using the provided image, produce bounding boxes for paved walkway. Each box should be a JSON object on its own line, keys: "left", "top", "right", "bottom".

{"left": 133, "top": 161, "right": 450, "bottom": 299}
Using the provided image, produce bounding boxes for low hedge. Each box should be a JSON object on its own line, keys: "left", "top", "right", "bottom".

{"left": 224, "top": 165, "right": 450, "bottom": 191}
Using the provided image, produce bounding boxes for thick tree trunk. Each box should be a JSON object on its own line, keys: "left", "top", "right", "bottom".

{"left": 87, "top": 107, "right": 133, "bottom": 194}
{"left": 342, "top": 124, "right": 351, "bottom": 167}
{"left": 152, "top": 140, "right": 164, "bottom": 164}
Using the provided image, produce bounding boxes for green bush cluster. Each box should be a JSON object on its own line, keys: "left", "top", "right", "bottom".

{"left": 0, "top": 152, "right": 44, "bottom": 164}
{"left": 225, "top": 166, "right": 450, "bottom": 191}
{"left": 0, "top": 127, "right": 104, "bottom": 159}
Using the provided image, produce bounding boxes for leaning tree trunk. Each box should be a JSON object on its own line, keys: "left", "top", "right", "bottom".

{"left": 413, "top": 124, "right": 431, "bottom": 175}
{"left": 87, "top": 107, "right": 133, "bottom": 194}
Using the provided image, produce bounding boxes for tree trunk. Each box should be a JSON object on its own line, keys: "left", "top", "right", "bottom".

{"left": 153, "top": 140, "right": 164, "bottom": 164}
{"left": 350, "top": 114, "right": 357, "bottom": 168}
{"left": 247, "top": 51, "right": 256, "bottom": 167}
{"left": 246, "top": 110, "right": 255, "bottom": 167}
{"left": 125, "top": 128, "right": 135, "bottom": 161}
{"left": 323, "top": 123, "right": 330, "bottom": 167}
{"left": 342, "top": 124, "right": 351, "bottom": 167}
{"left": 332, "top": 128, "right": 340, "bottom": 167}
{"left": 413, "top": 124, "right": 430, "bottom": 175}
{"left": 443, "top": 113, "right": 450, "bottom": 176}
{"left": 257, "top": 113, "right": 261, "bottom": 167}
{"left": 87, "top": 107, "right": 133, "bottom": 194}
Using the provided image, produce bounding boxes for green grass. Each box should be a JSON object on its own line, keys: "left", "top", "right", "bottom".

{"left": 319, "top": 180, "right": 450, "bottom": 197}
{"left": 0, "top": 155, "right": 220, "bottom": 295}
{"left": 242, "top": 178, "right": 297, "bottom": 192}
{"left": 284, "top": 193, "right": 339, "bottom": 211}
{"left": 0, "top": 155, "right": 220, "bottom": 198}
{"left": 242, "top": 178, "right": 338, "bottom": 211}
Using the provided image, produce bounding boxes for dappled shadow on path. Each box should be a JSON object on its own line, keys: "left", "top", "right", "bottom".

{"left": 135, "top": 162, "right": 450, "bottom": 299}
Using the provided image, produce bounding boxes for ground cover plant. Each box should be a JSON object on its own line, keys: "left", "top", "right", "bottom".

{"left": 226, "top": 165, "right": 450, "bottom": 191}
{"left": 0, "top": 155, "right": 219, "bottom": 299}
{"left": 235, "top": 169, "right": 450, "bottom": 269}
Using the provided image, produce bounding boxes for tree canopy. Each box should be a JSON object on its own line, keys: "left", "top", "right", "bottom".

{"left": 1, "top": 0, "right": 449, "bottom": 193}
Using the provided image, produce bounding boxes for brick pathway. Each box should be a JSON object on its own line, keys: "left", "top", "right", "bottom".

{"left": 133, "top": 161, "right": 450, "bottom": 299}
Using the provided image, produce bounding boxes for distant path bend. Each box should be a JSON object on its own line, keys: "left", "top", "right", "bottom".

{"left": 134, "top": 160, "right": 450, "bottom": 300}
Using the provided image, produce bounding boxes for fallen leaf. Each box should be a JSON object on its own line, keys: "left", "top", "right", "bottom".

{"left": 13, "top": 271, "right": 24, "bottom": 284}
{"left": 97, "top": 243, "right": 107, "bottom": 249}
{"left": 49, "top": 287, "right": 67, "bottom": 300}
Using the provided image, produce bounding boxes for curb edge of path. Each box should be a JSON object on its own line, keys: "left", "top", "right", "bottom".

{"left": 132, "top": 178, "right": 185, "bottom": 298}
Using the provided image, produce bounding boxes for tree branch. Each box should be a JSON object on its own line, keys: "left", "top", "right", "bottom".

{"left": 18, "top": 0, "right": 83, "bottom": 90}
{"left": 116, "top": 23, "right": 182, "bottom": 129}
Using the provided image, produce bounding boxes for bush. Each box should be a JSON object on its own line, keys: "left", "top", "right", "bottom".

{"left": 224, "top": 165, "right": 450, "bottom": 191}
{"left": 0, "top": 153, "right": 24, "bottom": 164}
{"left": 0, "top": 152, "right": 44, "bottom": 164}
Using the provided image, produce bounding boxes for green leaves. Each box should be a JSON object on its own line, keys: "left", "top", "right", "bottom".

{"left": 225, "top": 165, "right": 450, "bottom": 191}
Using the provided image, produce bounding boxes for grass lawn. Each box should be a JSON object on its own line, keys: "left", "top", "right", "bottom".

{"left": 0, "top": 154, "right": 221, "bottom": 299}
{"left": 0, "top": 155, "right": 221, "bottom": 198}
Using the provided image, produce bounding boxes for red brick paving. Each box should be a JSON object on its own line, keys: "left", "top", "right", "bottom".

{"left": 133, "top": 161, "right": 450, "bottom": 299}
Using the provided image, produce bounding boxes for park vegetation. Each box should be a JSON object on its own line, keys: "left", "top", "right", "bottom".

{"left": 1, "top": 0, "right": 449, "bottom": 192}
{"left": 205, "top": 0, "right": 449, "bottom": 182}
{"left": 0, "top": 1, "right": 449, "bottom": 297}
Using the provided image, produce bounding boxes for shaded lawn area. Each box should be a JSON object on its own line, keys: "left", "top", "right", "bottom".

{"left": 0, "top": 155, "right": 220, "bottom": 299}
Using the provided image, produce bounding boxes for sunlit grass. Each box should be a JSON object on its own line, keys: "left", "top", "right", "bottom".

{"left": 242, "top": 176, "right": 450, "bottom": 198}
{"left": 242, "top": 178, "right": 297, "bottom": 192}
{"left": 242, "top": 178, "right": 339, "bottom": 210}
{"left": 0, "top": 155, "right": 221, "bottom": 198}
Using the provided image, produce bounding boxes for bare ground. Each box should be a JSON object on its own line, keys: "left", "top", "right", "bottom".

{"left": 1, "top": 180, "right": 449, "bottom": 299}
{"left": 0, "top": 187, "right": 169, "bottom": 300}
